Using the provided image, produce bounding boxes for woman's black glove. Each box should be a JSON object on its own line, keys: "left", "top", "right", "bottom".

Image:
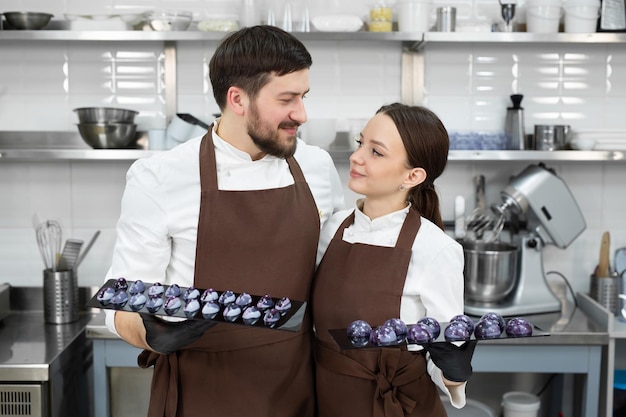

{"left": 141, "top": 314, "right": 216, "bottom": 355}
{"left": 426, "top": 340, "right": 477, "bottom": 382}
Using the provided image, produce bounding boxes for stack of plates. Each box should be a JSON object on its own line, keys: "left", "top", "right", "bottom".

{"left": 571, "top": 129, "right": 626, "bottom": 151}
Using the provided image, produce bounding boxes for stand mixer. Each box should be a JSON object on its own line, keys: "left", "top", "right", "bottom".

{"left": 464, "top": 163, "right": 587, "bottom": 316}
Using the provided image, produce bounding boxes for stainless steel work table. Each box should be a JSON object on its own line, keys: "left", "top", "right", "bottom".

{"left": 0, "top": 311, "right": 95, "bottom": 417}
{"left": 87, "top": 293, "right": 608, "bottom": 417}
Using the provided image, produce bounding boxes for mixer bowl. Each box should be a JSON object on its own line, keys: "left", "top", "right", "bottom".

{"left": 462, "top": 241, "right": 520, "bottom": 303}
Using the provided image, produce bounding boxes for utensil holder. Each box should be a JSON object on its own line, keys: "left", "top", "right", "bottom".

{"left": 591, "top": 274, "right": 618, "bottom": 314}
{"left": 43, "top": 269, "right": 79, "bottom": 324}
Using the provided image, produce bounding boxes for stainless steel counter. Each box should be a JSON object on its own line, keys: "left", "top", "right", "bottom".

{"left": 86, "top": 294, "right": 608, "bottom": 417}
{"left": 0, "top": 286, "right": 96, "bottom": 417}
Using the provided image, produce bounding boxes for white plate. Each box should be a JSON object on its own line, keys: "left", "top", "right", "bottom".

{"left": 311, "top": 15, "right": 363, "bottom": 32}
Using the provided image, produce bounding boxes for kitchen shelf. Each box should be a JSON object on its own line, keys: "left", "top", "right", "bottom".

{"left": 0, "top": 148, "right": 159, "bottom": 161}
{"left": 0, "top": 148, "right": 624, "bottom": 162}
{"left": 447, "top": 149, "right": 626, "bottom": 162}
{"left": 1, "top": 30, "right": 625, "bottom": 44}
{"left": 0, "top": 30, "right": 422, "bottom": 42}
{"left": 406, "top": 31, "right": 626, "bottom": 50}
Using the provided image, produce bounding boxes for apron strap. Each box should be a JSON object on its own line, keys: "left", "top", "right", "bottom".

{"left": 138, "top": 350, "right": 180, "bottom": 417}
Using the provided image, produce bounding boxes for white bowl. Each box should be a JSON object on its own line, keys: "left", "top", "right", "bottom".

{"left": 311, "top": 15, "right": 363, "bottom": 32}
{"left": 149, "top": 10, "right": 193, "bottom": 31}
{"left": 569, "top": 138, "right": 596, "bottom": 150}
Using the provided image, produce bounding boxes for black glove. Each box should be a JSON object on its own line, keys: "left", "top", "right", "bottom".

{"left": 141, "top": 314, "right": 216, "bottom": 355}
{"left": 426, "top": 340, "right": 477, "bottom": 382}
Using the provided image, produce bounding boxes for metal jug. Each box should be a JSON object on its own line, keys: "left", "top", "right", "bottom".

{"left": 505, "top": 94, "right": 525, "bottom": 150}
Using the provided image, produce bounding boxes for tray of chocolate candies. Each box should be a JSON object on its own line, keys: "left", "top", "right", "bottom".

{"left": 329, "top": 312, "right": 549, "bottom": 350}
{"left": 88, "top": 278, "right": 307, "bottom": 332}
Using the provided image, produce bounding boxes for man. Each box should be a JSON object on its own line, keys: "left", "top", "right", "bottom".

{"left": 104, "top": 25, "right": 344, "bottom": 417}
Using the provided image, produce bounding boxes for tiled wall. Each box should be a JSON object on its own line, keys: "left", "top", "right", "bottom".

{"left": 1, "top": 0, "right": 626, "bottom": 302}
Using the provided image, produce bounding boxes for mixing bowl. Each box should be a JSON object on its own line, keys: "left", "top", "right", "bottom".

{"left": 461, "top": 240, "right": 520, "bottom": 303}
{"left": 77, "top": 122, "right": 137, "bottom": 149}
{"left": 73, "top": 107, "right": 138, "bottom": 124}
{"left": 3, "top": 12, "right": 54, "bottom": 30}
{"left": 148, "top": 10, "right": 193, "bottom": 31}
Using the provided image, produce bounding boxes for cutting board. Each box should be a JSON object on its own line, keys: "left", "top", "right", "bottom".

{"left": 598, "top": 231, "right": 611, "bottom": 277}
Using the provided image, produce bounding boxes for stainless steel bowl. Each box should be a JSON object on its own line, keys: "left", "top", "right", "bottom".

{"left": 461, "top": 240, "right": 520, "bottom": 303}
{"left": 77, "top": 122, "right": 137, "bottom": 149}
{"left": 3, "top": 12, "right": 54, "bottom": 30}
{"left": 74, "top": 107, "right": 138, "bottom": 124}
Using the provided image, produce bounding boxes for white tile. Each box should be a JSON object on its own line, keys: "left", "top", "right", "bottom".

{"left": 70, "top": 161, "right": 132, "bottom": 228}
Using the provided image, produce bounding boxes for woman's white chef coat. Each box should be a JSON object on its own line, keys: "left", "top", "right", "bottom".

{"left": 316, "top": 202, "right": 467, "bottom": 408}
{"left": 104, "top": 123, "right": 345, "bottom": 334}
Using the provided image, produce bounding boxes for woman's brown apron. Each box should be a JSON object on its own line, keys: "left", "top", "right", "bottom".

{"left": 311, "top": 208, "right": 447, "bottom": 417}
{"left": 138, "top": 133, "right": 321, "bottom": 417}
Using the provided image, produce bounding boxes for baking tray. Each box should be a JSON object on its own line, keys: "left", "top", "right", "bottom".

{"left": 329, "top": 321, "right": 550, "bottom": 350}
{"left": 87, "top": 279, "right": 307, "bottom": 332}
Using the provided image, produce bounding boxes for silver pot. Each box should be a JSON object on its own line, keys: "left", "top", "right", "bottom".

{"left": 462, "top": 241, "right": 520, "bottom": 303}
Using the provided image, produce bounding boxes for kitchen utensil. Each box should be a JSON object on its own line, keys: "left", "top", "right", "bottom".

{"left": 2, "top": 12, "right": 54, "bottom": 30}
{"left": 534, "top": 125, "right": 570, "bottom": 151}
{"left": 462, "top": 241, "right": 519, "bottom": 303}
{"left": 505, "top": 94, "right": 525, "bottom": 149}
{"left": 616, "top": 247, "right": 626, "bottom": 277}
{"left": 598, "top": 231, "right": 611, "bottom": 277}
{"left": 465, "top": 164, "right": 586, "bottom": 316}
{"left": 73, "top": 107, "right": 138, "bottom": 124}
{"left": 76, "top": 230, "right": 100, "bottom": 268}
{"left": 57, "top": 239, "right": 84, "bottom": 271}
{"left": 436, "top": 6, "right": 456, "bottom": 32}
{"left": 77, "top": 122, "right": 137, "bottom": 149}
{"left": 43, "top": 269, "right": 79, "bottom": 324}
{"left": 499, "top": 0, "right": 518, "bottom": 31}
{"left": 465, "top": 175, "right": 504, "bottom": 242}
{"left": 35, "top": 220, "right": 62, "bottom": 272}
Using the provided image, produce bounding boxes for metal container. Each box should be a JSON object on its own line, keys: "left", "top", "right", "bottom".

{"left": 462, "top": 241, "right": 520, "bottom": 303}
{"left": 436, "top": 7, "right": 456, "bottom": 31}
{"left": 534, "top": 125, "right": 570, "bottom": 150}
{"left": 43, "top": 269, "right": 79, "bottom": 324}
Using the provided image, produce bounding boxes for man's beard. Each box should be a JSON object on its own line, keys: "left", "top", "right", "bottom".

{"left": 247, "top": 103, "right": 298, "bottom": 159}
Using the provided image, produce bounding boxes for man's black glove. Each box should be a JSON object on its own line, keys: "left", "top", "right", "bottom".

{"left": 141, "top": 315, "right": 216, "bottom": 355}
{"left": 426, "top": 340, "right": 477, "bottom": 382}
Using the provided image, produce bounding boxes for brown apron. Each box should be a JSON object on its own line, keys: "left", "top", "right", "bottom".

{"left": 311, "top": 208, "right": 447, "bottom": 417}
{"left": 138, "top": 132, "right": 321, "bottom": 417}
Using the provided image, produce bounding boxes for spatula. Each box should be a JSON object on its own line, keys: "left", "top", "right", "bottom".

{"left": 597, "top": 231, "right": 611, "bottom": 277}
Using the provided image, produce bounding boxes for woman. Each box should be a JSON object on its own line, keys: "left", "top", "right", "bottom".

{"left": 312, "top": 103, "right": 472, "bottom": 417}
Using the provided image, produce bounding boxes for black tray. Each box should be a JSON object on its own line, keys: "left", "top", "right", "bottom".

{"left": 88, "top": 279, "right": 307, "bottom": 332}
{"left": 329, "top": 321, "right": 550, "bottom": 350}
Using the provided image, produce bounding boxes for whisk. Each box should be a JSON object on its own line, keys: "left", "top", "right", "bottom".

{"left": 35, "top": 220, "right": 63, "bottom": 272}
{"left": 464, "top": 175, "right": 505, "bottom": 243}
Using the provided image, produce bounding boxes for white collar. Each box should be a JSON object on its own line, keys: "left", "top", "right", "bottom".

{"left": 353, "top": 199, "right": 412, "bottom": 232}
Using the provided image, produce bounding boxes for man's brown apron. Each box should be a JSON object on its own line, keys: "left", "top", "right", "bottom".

{"left": 138, "top": 133, "right": 321, "bottom": 417}
{"left": 312, "top": 208, "right": 447, "bottom": 417}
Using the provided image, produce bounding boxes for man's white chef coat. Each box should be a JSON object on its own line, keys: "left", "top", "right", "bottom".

{"left": 104, "top": 123, "right": 344, "bottom": 334}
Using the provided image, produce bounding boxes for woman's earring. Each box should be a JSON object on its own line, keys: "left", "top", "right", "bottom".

{"left": 399, "top": 185, "right": 406, "bottom": 191}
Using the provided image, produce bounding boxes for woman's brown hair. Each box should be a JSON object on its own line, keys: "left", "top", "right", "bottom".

{"left": 376, "top": 103, "right": 449, "bottom": 230}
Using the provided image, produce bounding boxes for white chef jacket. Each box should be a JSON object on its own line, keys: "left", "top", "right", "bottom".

{"left": 104, "top": 122, "right": 344, "bottom": 334}
{"left": 316, "top": 201, "right": 467, "bottom": 408}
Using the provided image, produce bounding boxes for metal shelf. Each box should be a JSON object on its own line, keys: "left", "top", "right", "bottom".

{"left": 0, "top": 148, "right": 623, "bottom": 162}
{"left": 0, "top": 30, "right": 422, "bottom": 42}
{"left": 447, "top": 150, "right": 626, "bottom": 162}
{"left": 2, "top": 30, "right": 625, "bottom": 44}
{"left": 0, "top": 148, "right": 159, "bottom": 161}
